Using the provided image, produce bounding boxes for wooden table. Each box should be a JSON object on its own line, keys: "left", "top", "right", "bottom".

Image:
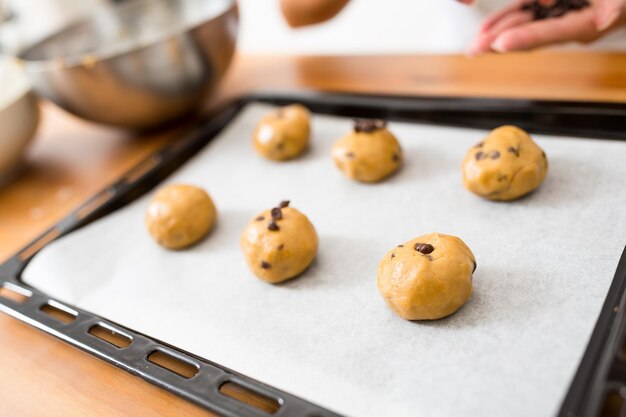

{"left": 2, "top": 52, "right": 626, "bottom": 416}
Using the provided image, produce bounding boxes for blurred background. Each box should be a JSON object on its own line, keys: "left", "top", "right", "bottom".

{"left": 2, "top": 0, "right": 626, "bottom": 56}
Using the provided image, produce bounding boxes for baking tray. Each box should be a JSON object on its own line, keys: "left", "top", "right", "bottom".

{"left": 1, "top": 91, "right": 626, "bottom": 417}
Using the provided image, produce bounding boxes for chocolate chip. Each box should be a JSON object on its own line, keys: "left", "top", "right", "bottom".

{"left": 475, "top": 141, "right": 484, "bottom": 148}
{"left": 475, "top": 151, "right": 485, "bottom": 161}
{"left": 277, "top": 244, "right": 284, "bottom": 250}
{"left": 521, "top": 0, "right": 590, "bottom": 20}
{"left": 392, "top": 153, "right": 400, "bottom": 162}
{"left": 397, "top": 244, "right": 404, "bottom": 248}
{"left": 508, "top": 146, "right": 520, "bottom": 157}
{"left": 271, "top": 207, "right": 282, "bottom": 220}
{"left": 353, "top": 119, "right": 387, "bottom": 133}
{"left": 345, "top": 152, "right": 355, "bottom": 159}
{"left": 391, "top": 253, "right": 396, "bottom": 259}
{"left": 279, "top": 200, "right": 290, "bottom": 208}
{"left": 260, "top": 261, "right": 271, "bottom": 269}
{"left": 542, "top": 151, "right": 546, "bottom": 159}
{"left": 490, "top": 151, "right": 501, "bottom": 159}
{"left": 276, "top": 142, "right": 285, "bottom": 150}
{"left": 497, "top": 173, "right": 509, "bottom": 182}
{"left": 256, "top": 216, "right": 265, "bottom": 221}
{"left": 472, "top": 260, "right": 477, "bottom": 273}
{"left": 268, "top": 220, "right": 279, "bottom": 231}
{"left": 414, "top": 243, "right": 434, "bottom": 254}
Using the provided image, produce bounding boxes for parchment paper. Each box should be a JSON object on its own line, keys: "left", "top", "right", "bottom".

{"left": 23, "top": 103, "right": 626, "bottom": 417}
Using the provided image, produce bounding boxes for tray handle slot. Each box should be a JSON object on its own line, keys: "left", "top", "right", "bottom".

{"left": 88, "top": 322, "right": 133, "bottom": 349}
{"left": 40, "top": 300, "right": 78, "bottom": 324}
{"left": 219, "top": 380, "right": 282, "bottom": 415}
{"left": 147, "top": 348, "right": 199, "bottom": 379}
{"left": 0, "top": 282, "right": 32, "bottom": 304}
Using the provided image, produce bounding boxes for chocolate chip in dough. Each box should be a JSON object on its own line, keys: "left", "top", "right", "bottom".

{"left": 268, "top": 220, "right": 280, "bottom": 231}
{"left": 260, "top": 261, "right": 272, "bottom": 269}
{"left": 271, "top": 207, "right": 283, "bottom": 220}
{"left": 279, "top": 200, "right": 290, "bottom": 208}
{"left": 414, "top": 243, "right": 435, "bottom": 254}
{"left": 475, "top": 151, "right": 485, "bottom": 161}
{"left": 256, "top": 216, "right": 265, "bottom": 221}
{"left": 353, "top": 119, "right": 387, "bottom": 133}
{"left": 489, "top": 151, "right": 501, "bottom": 159}
{"left": 345, "top": 152, "right": 355, "bottom": 159}
{"left": 392, "top": 153, "right": 400, "bottom": 162}
{"left": 391, "top": 253, "right": 396, "bottom": 259}
{"left": 508, "top": 146, "right": 520, "bottom": 157}
{"left": 472, "top": 260, "right": 477, "bottom": 273}
{"left": 397, "top": 244, "right": 404, "bottom": 248}
{"left": 277, "top": 244, "right": 284, "bottom": 250}
{"left": 474, "top": 141, "right": 484, "bottom": 148}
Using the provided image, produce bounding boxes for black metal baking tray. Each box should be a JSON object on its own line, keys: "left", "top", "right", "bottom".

{"left": 1, "top": 92, "right": 626, "bottom": 417}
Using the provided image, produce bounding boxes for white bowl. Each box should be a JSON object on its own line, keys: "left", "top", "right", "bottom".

{"left": 0, "top": 58, "right": 40, "bottom": 185}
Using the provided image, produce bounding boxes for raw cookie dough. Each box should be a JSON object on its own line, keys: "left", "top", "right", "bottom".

{"left": 462, "top": 125, "right": 548, "bottom": 201}
{"left": 241, "top": 201, "right": 318, "bottom": 284}
{"left": 332, "top": 119, "right": 403, "bottom": 183}
{"left": 253, "top": 104, "right": 311, "bottom": 161}
{"left": 145, "top": 184, "right": 217, "bottom": 249}
{"left": 378, "top": 233, "right": 476, "bottom": 321}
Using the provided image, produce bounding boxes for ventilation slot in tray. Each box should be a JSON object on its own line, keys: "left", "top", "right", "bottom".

{"left": 123, "top": 154, "right": 162, "bottom": 184}
{"left": 19, "top": 228, "right": 61, "bottom": 261}
{"left": 219, "top": 381, "right": 282, "bottom": 414}
{"left": 599, "top": 389, "right": 623, "bottom": 417}
{"left": 147, "top": 349, "right": 199, "bottom": 379}
{"left": 88, "top": 323, "right": 132, "bottom": 348}
{"left": 0, "top": 283, "right": 32, "bottom": 304}
{"left": 40, "top": 301, "right": 77, "bottom": 324}
{"left": 76, "top": 189, "right": 115, "bottom": 220}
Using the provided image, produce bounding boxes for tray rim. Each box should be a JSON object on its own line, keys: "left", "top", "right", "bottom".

{"left": 2, "top": 91, "right": 626, "bottom": 417}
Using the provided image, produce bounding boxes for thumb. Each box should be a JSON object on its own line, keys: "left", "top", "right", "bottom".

{"left": 595, "top": 0, "right": 624, "bottom": 30}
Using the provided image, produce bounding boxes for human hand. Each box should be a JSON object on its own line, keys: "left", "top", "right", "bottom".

{"left": 467, "top": 0, "right": 626, "bottom": 55}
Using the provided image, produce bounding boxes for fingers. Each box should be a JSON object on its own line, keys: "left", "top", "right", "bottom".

{"left": 595, "top": 0, "right": 625, "bottom": 30}
{"left": 490, "top": 9, "right": 535, "bottom": 33}
{"left": 479, "top": 0, "right": 527, "bottom": 34}
{"left": 457, "top": 0, "right": 476, "bottom": 4}
{"left": 491, "top": 8, "right": 598, "bottom": 52}
{"left": 468, "top": 11, "right": 534, "bottom": 55}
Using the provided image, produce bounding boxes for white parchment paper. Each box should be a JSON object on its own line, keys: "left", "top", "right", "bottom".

{"left": 23, "top": 104, "right": 626, "bottom": 417}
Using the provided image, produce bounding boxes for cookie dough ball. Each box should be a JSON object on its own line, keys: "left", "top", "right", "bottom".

{"left": 253, "top": 104, "right": 311, "bottom": 161}
{"left": 145, "top": 184, "right": 217, "bottom": 249}
{"left": 378, "top": 233, "right": 476, "bottom": 321}
{"left": 462, "top": 125, "right": 548, "bottom": 201}
{"left": 241, "top": 201, "right": 318, "bottom": 283}
{"left": 332, "top": 119, "right": 403, "bottom": 183}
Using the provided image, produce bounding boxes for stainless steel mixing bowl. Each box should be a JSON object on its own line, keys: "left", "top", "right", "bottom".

{"left": 18, "top": 0, "right": 238, "bottom": 129}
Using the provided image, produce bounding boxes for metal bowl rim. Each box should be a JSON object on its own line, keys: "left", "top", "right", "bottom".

{"left": 17, "top": 0, "right": 236, "bottom": 73}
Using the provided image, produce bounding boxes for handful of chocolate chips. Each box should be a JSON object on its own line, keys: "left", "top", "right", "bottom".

{"left": 521, "top": 0, "right": 590, "bottom": 20}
